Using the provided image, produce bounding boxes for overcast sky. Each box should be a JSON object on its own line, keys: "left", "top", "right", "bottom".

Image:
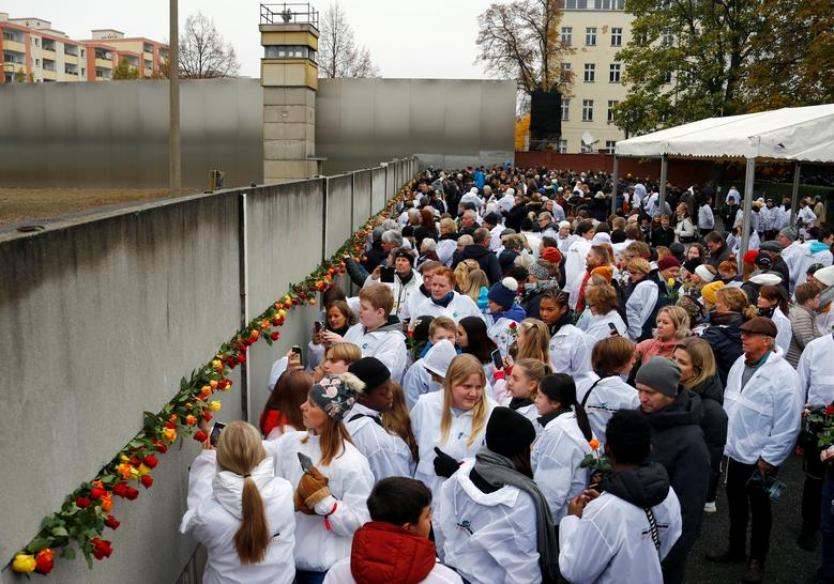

{"left": 3, "top": 0, "right": 497, "bottom": 79}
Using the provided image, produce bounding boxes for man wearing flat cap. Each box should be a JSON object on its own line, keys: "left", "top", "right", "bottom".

{"left": 707, "top": 317, "right": 801, "bottom": 583}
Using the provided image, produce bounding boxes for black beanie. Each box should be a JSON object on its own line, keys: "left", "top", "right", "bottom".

{"left": 348, "top": 357, "right": 391, "bottom": 391}
{"left": 395, "top": 249, "right": 415, "bottom": 267}
{"left": 485, "top": 407, "right": 536, "bottom": 458}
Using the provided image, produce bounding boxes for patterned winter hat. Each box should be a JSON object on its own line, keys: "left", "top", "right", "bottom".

{"left": 309, "top": 373, "right": 366, "bottom": 422}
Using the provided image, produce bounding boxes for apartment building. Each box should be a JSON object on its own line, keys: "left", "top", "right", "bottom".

{"left": 0, "top": 13, "right": 168, "bottom": 84}
{"left": 557, "top": 0, "right": 631, "bottom": 154}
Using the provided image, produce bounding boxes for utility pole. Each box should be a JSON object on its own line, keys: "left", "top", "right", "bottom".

{"left": 169, "top": 0, "right": 181, "bottom": 194}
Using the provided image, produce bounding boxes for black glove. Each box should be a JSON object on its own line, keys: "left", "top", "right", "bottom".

{"left": 433, "top": 447, "right": 461, "bottom": 478}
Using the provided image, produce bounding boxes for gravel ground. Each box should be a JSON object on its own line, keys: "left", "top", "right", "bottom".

{"left": 688, "top": 452, "right": 819, "bottom": 584}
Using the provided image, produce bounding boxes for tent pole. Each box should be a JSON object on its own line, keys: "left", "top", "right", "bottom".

{"left": 659, "top": 155, "right": 668, "bottom": 211}
{"left": 790, "top": 162, "right": 801, "bottom": 227}
{"left": 611, "top": 155, "right": 619, "bottom": 216}
{"left": 740, "top": 157, "right": 756, "bottom": 256}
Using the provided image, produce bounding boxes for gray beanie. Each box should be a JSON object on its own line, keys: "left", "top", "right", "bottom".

{"left": 779, "top": 227, "right": 797, "bottom": 241}
{"left": 635, "top": 357, "right": 681, "bottom": 397}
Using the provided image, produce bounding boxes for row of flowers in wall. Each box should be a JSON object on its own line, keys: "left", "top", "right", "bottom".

{"left": 9, "top": 180, "right": 414, "bottom": 576}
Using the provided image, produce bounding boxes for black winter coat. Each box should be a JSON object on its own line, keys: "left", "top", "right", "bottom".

{"left": 699, "top": 312, "right": 744, "bottom": 387}
{"left": 452, "top": 244, "right": 502, "bottom": 285}
{"left": 643, "top": 391, "right": 711, "bottom": 564}
{"left": 688, "top": 374, "right": 728, "bottom": 472}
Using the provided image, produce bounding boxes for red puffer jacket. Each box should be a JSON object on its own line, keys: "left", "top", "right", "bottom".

{"left": 350, "top": 522, "right": 437, "bottom": 584}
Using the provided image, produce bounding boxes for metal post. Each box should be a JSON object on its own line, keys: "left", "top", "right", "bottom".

{"left": 658, "top": 154, "right": 668, "bottom": 212}
{"left": 790, "top": 162, "right": 801, "bottom": 227}
{"left": 611, "top": 155, "right": 619, "bottom": 216}
{"left": 168, "top": 0, "right": 181, "bottom": 194}
{"left": 238, "top": 192, "right": 250, "bottom": 422}
{"left": 740, "top": 157, "right": 756, "bottom": 256}
{"left": 322, "top": 178, "right": 329, "bottom": 262}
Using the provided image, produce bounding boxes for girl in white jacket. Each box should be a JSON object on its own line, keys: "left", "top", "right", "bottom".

{"left": 491, "top": 358, "right": 550, "bottom": 429}
{"left": 532, "top": 374, "right": 595, "bottom": 523}
{"left": 271, "top": 374, "right": 375, "bottom": 583}
{"left": 411, "top": 354, "right": 497, "bottom": 502}
{"left": 179, "top": 421, "right": 296, "bottom": 584}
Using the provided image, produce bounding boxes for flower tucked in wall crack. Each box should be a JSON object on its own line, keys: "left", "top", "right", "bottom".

{"left": 12, "top": 553, "right": 37, "bottom": 573}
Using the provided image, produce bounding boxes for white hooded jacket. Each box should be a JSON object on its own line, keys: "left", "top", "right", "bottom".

{"left": 344, "top": 322, "right": 409, "bottom": 382}
{"left": 345, "top": 402, "right": 415, "bottom": 480}
{"left": 179, "top": 451, "right": 296, "bottom": 584}
{"left": 797, "top": 334, "right": 834, "bottom": 407}
{"left": 625, "top": 279, "right": 659, "bottom": 341}
{"left": 548, "top": 324, "right": 594, "bottom": 379}
{"left": 575, "top": 374, "right": 640, "bottom": 449}
{"left": 436, "top": 460, "right": 541, "bottom": 584}
{"left": 410, "top": 292, "right": 484, "bottom": 324}
{"left": 269, "top": 431, "right": 374, "bottom": 572}
{"left": 723, "top": 347, "right": 802, "bottom": 466}
{"left": 532, "top": 412, "right": 593, "bottom": 523}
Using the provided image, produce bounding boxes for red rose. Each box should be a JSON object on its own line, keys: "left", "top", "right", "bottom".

{"left": 270, "top": 332, "right": 280, "bottom": 341}
{"left": 237, "top": 354, "right": 246, "bottom": 364}
{"left": 34, "top": 549, "right": 54, "bottom": 574}
{"left": 130, "top": 457, "right": 141, "bottom": 468}
{"left": 194, "top": 430, "right": 208, "bottom": 443}
{"left": 104, "top": 515, "right": 120, "bottom": 530}
{"left": 125, "top": 486, "right": 139, "bottom": 500}
{"left": 141, "top": 475, "right": 154, "bottom": 489}
{"left": 826, "top": 405, "right": 834, "bottom": 416}
{"left": 113, "top": 482, "right": 130, "bottom": 498}
{"left": 75, "top": 496, "right": 91, "bottom": 509}
{"left": 164, "top": 421, "right": 176, "bottom": 430}
{"left": 217, "top": 379, "right": 228, "bottom": 390}
{"left": 203, "top": 412, "right": 213, "bottom": 423}
{"left": 90, "top": 486, "right": 107, "bottom": 500}
{"left": 508, "top": 322, "right": 517, "bottom": 330}
{"left": 91, "top": 538, "right": 113, "bottom": 560}
{"left": 143, "top": 455, "right": 158, "bottom": 469}
{"left": 154, "top": 441, "right": 168, "bottom": 454}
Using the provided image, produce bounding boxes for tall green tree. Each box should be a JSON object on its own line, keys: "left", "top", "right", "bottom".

{"left": 741, "top": 0, "right": 834, "bottom": 110}
{"left": 112, "top": 60, "right": 140, "bottom": 80}
{"left": 613, "top": 0, "right": 761, "bottom": 136}
{"left": 475, "top": 0, "right": 574, "bottom": 98}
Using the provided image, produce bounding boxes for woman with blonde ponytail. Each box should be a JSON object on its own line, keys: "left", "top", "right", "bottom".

{"left": 179, "top": 421, "right": 296, "bottom": 584}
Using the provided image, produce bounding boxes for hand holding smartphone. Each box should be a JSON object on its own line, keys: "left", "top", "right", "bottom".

{"left": 490, "top": 349, "right": 503, "bottom": 371}
{"left": 209, "top": 422, "right": 226, "bottom": 447}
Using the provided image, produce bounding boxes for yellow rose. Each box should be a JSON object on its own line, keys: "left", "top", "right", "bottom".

{"left": 209, "top": 380, "right": 219, "bottom": 389}
{"left": 12, "top": 553, "right": 36, "bottom": 573}
{"left": 117, "top": 463, "right": 133, "bottom": 480}
{"left": 209, "top": 401, "right": 222, "bottom": 412}
{"left": 138, "top": 463, "right": 151, "bottom": 476}
{"left": 163, "top": 428, "right": 177, "bottom": 443}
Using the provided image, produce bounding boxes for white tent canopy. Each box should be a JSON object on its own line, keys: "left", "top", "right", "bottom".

{"left": 615, "top": 104, "right": 834, "bottom": 163}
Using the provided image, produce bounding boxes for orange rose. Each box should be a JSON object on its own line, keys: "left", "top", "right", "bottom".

{"left": 185, "top": 415, "right": 197, "bottom": 426}
{"left": 162, "top": 427, "right": 177, "bottom": 443}
{"left": 589, "top": 438, "right": 600, "bottom": 451}
{"left": 117, "top": 463, "right": 133, "bottom": 480}
{"left": 101, "top": 493, "right": 113, "bottom": 512}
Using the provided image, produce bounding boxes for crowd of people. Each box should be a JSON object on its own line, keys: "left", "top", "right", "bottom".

{"left": 180, "top": 165, "right": 834, "bottom": 584}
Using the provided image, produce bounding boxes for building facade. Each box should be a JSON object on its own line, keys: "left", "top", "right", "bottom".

{"left": 557, "top": 0, "right": 631, "bottom": 154}
{"left": 0, "top": 13, "right": 167, "bottom": 84}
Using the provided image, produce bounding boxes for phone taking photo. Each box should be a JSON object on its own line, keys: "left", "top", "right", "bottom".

{"left": 380, "top": 266, "right": 396, "bottom": 283}
{"left": 490, "top": 349, "right": 503, "bottom": 370}
{"left": 314, "top": 321, "right": 324, "bottom": 333}
{"left": 210, "top": 422, "right": 226, "bottom": 447}
{"left": 291, "top": 345, "right": 303, "bottom": 366}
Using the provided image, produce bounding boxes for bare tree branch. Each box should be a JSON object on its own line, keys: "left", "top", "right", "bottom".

{"left": 318, "top": 2, "right": 379, "bottom": 78}
{"left": 178, "top": 12, "right": 240, "bottom": 79}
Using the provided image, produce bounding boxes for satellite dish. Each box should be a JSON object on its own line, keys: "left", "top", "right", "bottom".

{"left": 581, "top": 131, "right": 597, "bottom": 146}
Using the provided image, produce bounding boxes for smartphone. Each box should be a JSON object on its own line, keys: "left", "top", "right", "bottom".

{"left": 490, "top": 349, "right": 503, "bottom": 370}
{"left": 291, "top": 345, "right": 303, "bottom": 366}
{"left": 314, "top": 321, "right": 323, "bottom": 333}
{"left": 297, "top": 452, "right": 314, "bottom": 473}
{"left": 209, "top": 422, "right": 226, "bottom": 447}
{"left": 380, "top": 266, "right": 396, "bottom": 283}
{"left": 608, "top": 322, "right": 619, "bottom": 337}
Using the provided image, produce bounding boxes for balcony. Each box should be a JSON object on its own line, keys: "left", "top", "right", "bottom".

{"left": 42, "top": 59, "right": 56, "bottom": 72}
{"left": 42, "top": 39, "right": 57, "bottom": 53}
{"left": 64, "top": 63, "right": 79, "bottom": 75}
{"left": 95, "top": 67, "right": 112, "bottom": 79}
{"left": 95, "top": 58, "right": 113, "bottom": 69}
{"left": 3, "top": 50, "right": 26, "bottom": 65}
{"left": 64, "top": 44, "right": 79, "bottom": 57}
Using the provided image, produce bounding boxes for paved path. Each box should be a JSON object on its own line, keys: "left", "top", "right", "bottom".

{"left": 687, "top": 452, "right": 819, "bottom": 583}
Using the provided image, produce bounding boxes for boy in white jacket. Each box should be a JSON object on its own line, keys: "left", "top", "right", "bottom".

{"left": 325, "top": 283, "right": 408, "bottom": 382}
{"left": 559, "top": 410, "right": 682, "bottom": 584}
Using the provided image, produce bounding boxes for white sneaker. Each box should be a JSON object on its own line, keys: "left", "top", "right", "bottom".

{"left": 704, "top": 501, "right": 717, "bottom": 513}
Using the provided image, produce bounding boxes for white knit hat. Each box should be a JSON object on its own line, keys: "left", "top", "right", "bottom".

{"left": 694, "top": 264, "right": 715, "bottom": 283}
{"left": 423, "top": 340, "right": 458, "bottom": 378}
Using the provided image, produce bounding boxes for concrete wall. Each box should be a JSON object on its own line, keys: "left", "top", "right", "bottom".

{"left": 0, "top": 157, "right": 416, "bottom": 584}
{"left": 0, "top": 78, "right": 512, "bottom": 188}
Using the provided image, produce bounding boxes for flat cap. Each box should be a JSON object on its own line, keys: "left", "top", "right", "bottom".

{"left": 739, "top": 316, "right": 777, "bottom": 338}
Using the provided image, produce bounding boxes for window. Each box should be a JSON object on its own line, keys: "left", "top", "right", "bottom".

{"left": 81, "top": 68, "right": 86, "bottom": 76}
{"left": 611, "top": 27, "right": 622, "bottom": 46}
{"left": 586, "top": 27, "right": 597, "bottom": 46}
{"left": 561, "top": 27, "right": 572, "bottom": 46}
{"left": 663, "top": 71, "right": 673, "bottom": 84}
{"left": 143, "top": 42, "right": 153, "bottom": 53}
{"left": 605, "top": 140, "right": 617, "bottom": 154}
{"left": 608, "top": 100, "right": 619, "bottom": 122}
{"left": 662, "top": 30, "right": 674, "bottom": 47}
{"left": 582, "top": 99, "right": 594, "bottom": 121}
{"left": 33, "top": 37, "right": 40, "bottom": 47}
{"left": 561, "top": 99, "right": 570, "bottom": 121}
{"left": 557, "top": 139, "right": 568, "bottom": 154}
{"left": 609, "top": 63, "right": 621, "bottom": 82}
{"left": 584, "top": 63, "right": 595, "bottom": 82}
{"left": 581, "top": 142, "right": 595, "bottom": 153}
{"left": 80, "top": 48, "right": 86, "bottom": 58}
{"left": 265, "top": 45, "right": 314, "bottom": 59}
{"left": 144, "top": 59, "right": 152, "bottom": 69}
{"left": 560, "top": 62, "right": 572, "bottom": 82}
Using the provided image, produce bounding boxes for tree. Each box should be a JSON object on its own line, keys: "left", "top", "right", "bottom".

{"left": 112, "top": 60, "right": 139, "bottom": 80}
{"left": 475, "top": 0, "right": 574, "bottom": 97}
{"left": 741, "top": 0, "right": 834, "bottom": 111}
{"left": 178, "top": 12, "right": 240, "bottom": 79}
{"left": 613, "top": 0, "right": 762, "bottom": 136}
{"left": 318, "top": 2, "right": 379, "bottom": 78}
